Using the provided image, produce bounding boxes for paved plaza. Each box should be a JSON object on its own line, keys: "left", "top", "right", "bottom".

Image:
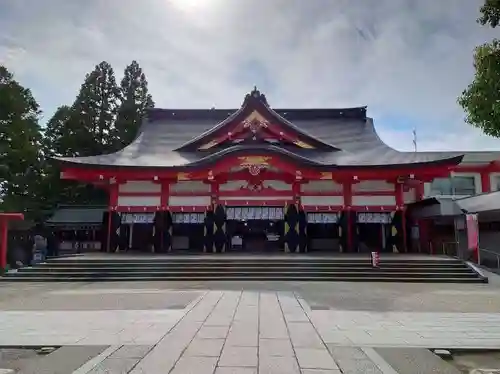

{"left": 0, "top": 276, "right": 500, "bottom": 373}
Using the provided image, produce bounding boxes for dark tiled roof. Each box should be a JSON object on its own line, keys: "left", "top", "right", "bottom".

{"left": 55, "top": 108, "right": 465, "bottom": 168}
{"left": 455, "top": 191, "right": 500, "bottom": 213}
{"left": 46, "top": 206, "right": 106, "bottom": 226}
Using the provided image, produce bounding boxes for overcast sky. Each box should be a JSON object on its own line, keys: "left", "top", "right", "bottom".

{"left": 1, "top": 0, "right": 499, "bottom": 151}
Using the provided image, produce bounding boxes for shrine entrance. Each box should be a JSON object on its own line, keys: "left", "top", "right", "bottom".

{"left": 306, "top": 212, "right": 340, "bottom": 252}
{"left": 120, "top": 213, "right": 155, "bottom": 252}
{"left": 356, "top": 212, "right": 392, "bottom": 253}
{"left": 172, "top": 213, "right": 205, "bottom": 251}
{"left": 226, "top": 206, "right": 284, "bottom": 252}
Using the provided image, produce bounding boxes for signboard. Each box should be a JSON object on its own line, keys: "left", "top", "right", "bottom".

{"left": 307, "top": 213, "right": 339, "bottom": 224}
{"left": 173, "top": 213, "right": 205, "bottom": 224}
{"left": 226, "top": 207, "right": 284, "bottom": 221}
{"left": 466, "top": 213, "right": 479, "bottom": 262}
{"left": 357, "top": 212, "right": 392, "bottom": 224}
{"left": 121, "top": 213, "right": 155, "bottom": 224}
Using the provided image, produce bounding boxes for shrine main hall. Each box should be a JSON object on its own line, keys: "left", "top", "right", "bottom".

{"left": 55, "top": 88, "right": 500, "bottom": 254}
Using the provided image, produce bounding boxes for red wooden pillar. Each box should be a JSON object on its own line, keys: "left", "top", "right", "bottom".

{"left": 0, "top": 219, "right": 7, "bottom": 271}
{"left": 106, "top": 183, "right": 118, "bottom": 253}
{"left": 418, "top": 218, "right": 430, "bottom": 253}
{"left": 416, "top": 181, "right": 425, "bottom": 201}
{"left": 211, "top": 180, "right": 220, "bottom": 208}
{"left": 109, "top": 182, "right": 119, "bottom": 207}
{"left": 0, "top": 213, "right": 23, "bottom": 272}
{"left": 160, "top": 181, "right": 170, "bottom": 251}
{"left": 401, "top": 208, "right": 407, "bottom": 253}
{"left": 481, "top": 171, "right": 491, "bottom": 193}
{"left": 415, "top": 181, "right": 426, "bottom": 253}
{"left": 292, "top": 181, "right": 301, "bottom": 206}
{"left": 395, "top": 182, "right": 407, "bottom": 252}
{"left": 161, "top": 181, "right": 170, "bottom": 210}
{"left": 344, "top": 182, "right": 353, "bottom": 252}
{"left": 106, "top": 209, "right": 112, "bottom": 253}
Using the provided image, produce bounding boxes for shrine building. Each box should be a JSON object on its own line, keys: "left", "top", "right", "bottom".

{"left": 55, "top": 88, "right": 500, "bottom": 254}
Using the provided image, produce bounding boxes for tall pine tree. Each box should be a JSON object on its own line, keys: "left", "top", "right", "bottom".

{"left": 41, "top": 62, "right": 120, "bottom": 208}
{"left": 43, "top": 105, "right": 72, "bottom": 157}
{"left": 0, "top": 66, "right": 44, "bottom": 215}
{"left": 66, "top": 61, "right": 120, "bottom": 156}
{"left": 114, "top": 61, "right": 154, "bottom": 150}
{"left": 40, "top": 105, "right": 79, "bottom": 208}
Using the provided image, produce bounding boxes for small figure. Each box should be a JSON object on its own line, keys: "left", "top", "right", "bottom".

{"left": 32, "top": 234, "right": 47, "bottom": 265}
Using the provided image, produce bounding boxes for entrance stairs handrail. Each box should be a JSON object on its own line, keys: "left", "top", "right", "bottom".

{"left": 478, "top": 248, "right": 500, "bottom": 269}
{"left": 440, "top": 241, "right": 458, "bottom": 257}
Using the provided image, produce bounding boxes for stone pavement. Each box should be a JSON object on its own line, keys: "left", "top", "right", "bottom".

{"left": 1, "top": 280, "right": 500, "bottom": 373}
{"left": 1, "top": 288, "right": 500, "bottom": 373}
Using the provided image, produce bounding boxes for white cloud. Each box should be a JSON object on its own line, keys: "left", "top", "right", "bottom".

{"left": 0, "top": 0, "right": 499, "bottom": 151}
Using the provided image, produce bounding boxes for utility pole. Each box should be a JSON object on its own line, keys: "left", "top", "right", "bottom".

{"left": 412, "top": 128, "right": 417, "bottom": 153}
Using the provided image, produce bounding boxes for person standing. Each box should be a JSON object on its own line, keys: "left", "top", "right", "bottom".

{"left": 32, "top": 234, "right": 47, "bottom": 265}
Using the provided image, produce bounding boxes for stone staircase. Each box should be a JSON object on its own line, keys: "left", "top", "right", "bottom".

{"left": 1, "top": 255, "right": 488, "bottom": 283}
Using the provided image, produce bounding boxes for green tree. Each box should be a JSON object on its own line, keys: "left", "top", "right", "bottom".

{"left": 43, "top": 105, "right": 72, "bottom": 157}
{"left": 114, "top": 60, "right": 154, "bottom": 150}
{"left": 458, "top": 1, "right": 500, "bottom": 136}
{"left": 66, "top": 61, "right": 120, "bottom": 156}
{"left": 41, "top": 105, "right": 109, "bottom": 207}
{"left": 40, "top": 105, "right": 78, "bottom": 208}
{"left": 478, "top": 0, "right": 500, "bottom": 28}
{"left": 458, "top": 40, "right": 500, "bottom": 137}
{"left": 42, "top": 62, "right": 119, "bottom": 207}
{"left": 0, "top": 66, "right": 44, "bottom": 215}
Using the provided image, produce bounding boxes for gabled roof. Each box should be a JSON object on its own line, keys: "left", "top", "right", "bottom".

{"left": 174, "top": 88, "right": 347, "bottom": 151}
{"left": 55, "top": 89, "right": 465, "bottom": 170}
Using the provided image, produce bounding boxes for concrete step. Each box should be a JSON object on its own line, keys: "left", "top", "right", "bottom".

{"left": 46, "top": 256, "right": 460, "bottom": 262}
{"left": 44, "top": 260, "right": 464, "bottom": 267}
{"left": 18, "top": 266, "right": 474, "bottom": 273}
{"left": 0, "top": 276, "right": 487, "bottom": 283}
{"left": 3, "top": 256, "right": 485, "bottom": 283}
{"left": 7, "top": 270, "right": 476, "bottom": 279}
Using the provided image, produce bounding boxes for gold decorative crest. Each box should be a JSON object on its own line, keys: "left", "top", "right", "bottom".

{"left": 177, "top": 172, "right": 191, "bottom": 181}
{"left": 242, "top": 111, "right": 268, "bottom": 126}
{"left": 320, "top": 172, "right": 333, "bottom": 180}
{"left": 238, "top": 156, "right": 271, "bottom": 176}
{"left": 238, "top": 156, "right": 271, "bottom": 166}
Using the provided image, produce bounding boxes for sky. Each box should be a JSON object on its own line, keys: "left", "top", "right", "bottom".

{"left": 1, "top": 0, "right": 499, "bottom": 152}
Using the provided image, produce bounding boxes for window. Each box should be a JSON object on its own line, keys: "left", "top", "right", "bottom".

{"left": 430, "top": 176, "right": 476, "bottom": 196}
{"left": 453, "top": 176, "right": 476, "bottom": 195}
{"left": 493, "top": 175, "right": 500, "bottom": 191}
{"left": 430, "top": 178, "right": 452, "bottom": 196}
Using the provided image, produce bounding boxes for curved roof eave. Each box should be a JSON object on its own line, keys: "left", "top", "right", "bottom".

{"left": 173, "top": 109, "right": 243, "bottom": 150}
{"left": 264, "top": 106, "right": 365, "bottom": 150}
{"left": 54, "top": 148, "right": 464, "bottom": 171}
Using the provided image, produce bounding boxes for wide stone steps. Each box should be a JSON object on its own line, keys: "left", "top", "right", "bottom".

{"left": 1, "top": 255, "right": 488, "bottom": 283}
{"left": 17, "top": 266, "right": 472, "bottom": 273}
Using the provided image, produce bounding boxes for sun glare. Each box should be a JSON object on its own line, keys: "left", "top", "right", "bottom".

{"left": 170, "top": 0, "right": 213, "bottom": 12}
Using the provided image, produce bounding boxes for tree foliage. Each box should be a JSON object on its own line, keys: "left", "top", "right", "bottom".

{"left": 114, "top": 60, "right": 154, "bottom": 150}
{"left": 43, "top": 105, "right": 72, "bottom": 157}
{"left": 1, "top": 60, "right": 155, "bottom": 216}
{"left": 478, "top": 0, "right": 500, "bottom": 28}
{"left": 40, "top": 105, "right": 93, "bottom": 208}
{"left": 459, "top": 41, "right": 500, "bottom": 137}
{"left": 0, "top": 66, "right": 44, "bottom": 216}
{"left": 66, "top": 61, "right": 120, "bottom": 156}
{"left": 41, "top": 62, "right": 122, "bottom": 207}
{"left": 458, "top": 1, "right": 500, "bottom": 136}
